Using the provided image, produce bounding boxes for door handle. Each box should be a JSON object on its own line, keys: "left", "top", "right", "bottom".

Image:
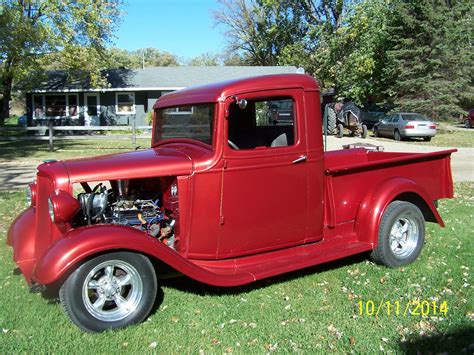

{"left": 292, "top": 155, "right": 307, "bottom": 164}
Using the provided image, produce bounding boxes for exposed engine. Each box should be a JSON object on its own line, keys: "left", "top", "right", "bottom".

{"left": 76, "top": 180, "right": 176, "bottom": 249}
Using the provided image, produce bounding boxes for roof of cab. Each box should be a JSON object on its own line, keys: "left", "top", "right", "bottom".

{"left": 153, "top": 74, "right": 319, "bottom": 109}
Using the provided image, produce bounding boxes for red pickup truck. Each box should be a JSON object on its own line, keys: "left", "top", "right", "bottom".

{"left": 8, "top": 74, "right": 455, "bottom": 332}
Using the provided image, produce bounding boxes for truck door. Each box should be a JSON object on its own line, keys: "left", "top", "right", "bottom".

{"left": 218, "top": 89, "right": 312, "bottom": 258}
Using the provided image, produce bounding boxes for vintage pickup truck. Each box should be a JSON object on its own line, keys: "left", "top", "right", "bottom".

{"left": 8, "top": 74, "right": 455, "bottom": 332}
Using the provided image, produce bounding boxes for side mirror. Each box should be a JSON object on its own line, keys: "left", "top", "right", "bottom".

{"left": 238, "top": 99, "right": 247, "bottom": 110}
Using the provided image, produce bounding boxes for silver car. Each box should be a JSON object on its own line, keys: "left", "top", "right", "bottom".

{"left": 373, "top": 112, "right": 437, "bottom": 141}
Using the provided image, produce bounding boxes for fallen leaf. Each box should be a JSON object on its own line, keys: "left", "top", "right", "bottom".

{"left": 149, "top": 341, "right": 157, "bottom": 348}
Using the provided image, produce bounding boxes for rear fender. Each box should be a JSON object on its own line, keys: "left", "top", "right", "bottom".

{"left": 355, "top": 178, "right": 444, "bottom": 246}
{"left": 32, "top": 225, "right": 251, "bottom": 287}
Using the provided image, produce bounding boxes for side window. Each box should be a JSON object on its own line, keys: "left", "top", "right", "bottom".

{"left": 228, "top": 97, "right": 295, "bottom": 150}
{"left": 391, "top": 115, "right": 399, "bottom": 123}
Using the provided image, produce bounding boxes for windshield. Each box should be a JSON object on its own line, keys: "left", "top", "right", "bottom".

{"left": 401, "top": 114, "right": 429, "bottom": 121}
{"left": 153, "top": 104, "right": 215, "bottom": 146}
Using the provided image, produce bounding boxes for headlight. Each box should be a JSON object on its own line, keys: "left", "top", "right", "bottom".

{"left": 48, "top": 191, "right": 80, "bottom": 223}
{"left": 48, "top": 197, "right": 55, "bottom": 222}
{"left": 26, "top": 182, "right": 37, "bottom": 207}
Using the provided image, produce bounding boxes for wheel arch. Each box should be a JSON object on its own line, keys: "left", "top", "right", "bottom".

{"left": 32, "top": 225, "right": 244, "bottom": 287}
{"left": 355, "top": 178, "right": 444, "bottom": 246}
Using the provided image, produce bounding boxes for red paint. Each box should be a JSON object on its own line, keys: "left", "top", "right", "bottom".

{"left": 7, "top": 74, "right": 456, "bottom": 288}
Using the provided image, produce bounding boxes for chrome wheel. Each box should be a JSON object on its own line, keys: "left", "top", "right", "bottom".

{"left": 370, "top": 201, "right": 425, "bottom": 268}
{"left": 389, "top": 214, "right": 419, "bottom": 259}
{"left": 82, "top": 260, "right": 143, "bottom": 322}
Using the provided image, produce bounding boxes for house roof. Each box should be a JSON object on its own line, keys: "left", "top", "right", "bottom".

{"left": 31, "top": 66, "right": 302, "bottom": 93}
{"left": 154, "top": 74, "right": 318, "bottom": 109}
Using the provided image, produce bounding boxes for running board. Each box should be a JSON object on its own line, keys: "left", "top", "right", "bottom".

{"left": 191, "top": 238, "right": 373, "bottom": 286}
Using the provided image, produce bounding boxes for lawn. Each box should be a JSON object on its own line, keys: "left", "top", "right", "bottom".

{"left": 0, "top": 184, "right": 472, "bottom": 352}
{"left": 0, "top": 138, "right": 151, "bottom": 163}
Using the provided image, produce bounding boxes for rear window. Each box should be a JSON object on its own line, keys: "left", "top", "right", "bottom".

{"left": 401, "top": 114, "right": 429, "bottom": 121}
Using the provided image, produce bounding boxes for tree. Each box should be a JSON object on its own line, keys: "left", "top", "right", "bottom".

{"left": 187, "top": 52, "right": 221, "bottom": 66}
{"left": 382, "top": 0, "right": 473, "bottom": 119}
{"left": 0, "top": 0, "right": 122, "bottom": 125}
{"left": 214, "top": 0, "right": 309, "bottom": 66}
{"left": 105, "top": 47, "right": 179, "bottom": 69}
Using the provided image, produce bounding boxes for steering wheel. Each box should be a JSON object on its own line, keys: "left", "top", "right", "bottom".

{"left": 228, "top": 140, "right": 239, "bottom": 150}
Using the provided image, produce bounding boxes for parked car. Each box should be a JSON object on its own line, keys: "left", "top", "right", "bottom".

{"left": 465, "top": 109, "right": 474, "bottom": 128}
{"left": 373, "top": 112, "right": 437, "bottom": 141}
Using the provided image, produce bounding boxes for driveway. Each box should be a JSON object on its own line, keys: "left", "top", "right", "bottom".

{"left": 0, "top": 137, "right": 472, "bottom": 191}
{"left": 325, "top": 135, "right": 473, "bottom": 182}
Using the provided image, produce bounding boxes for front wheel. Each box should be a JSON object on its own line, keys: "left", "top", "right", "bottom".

{"left": 361, "top": 124, "right": 368, "bottom": 138}
{"left": 370, "top": 201, "right": 425, "bottom": 268}
{"left": 59, "top": 252, "right": 158, "bottom": 332}
{"left": 336, "top": 123, "right": 344, "bottom": 138}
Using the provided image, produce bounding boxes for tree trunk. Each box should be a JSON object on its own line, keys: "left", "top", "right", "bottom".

{"left": 1, "top": 75, "right": 13, "bottom": 127}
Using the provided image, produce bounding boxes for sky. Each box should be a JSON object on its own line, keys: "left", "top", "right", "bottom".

{"left": 113, "top": 0, "right": 226, "bottom": 61}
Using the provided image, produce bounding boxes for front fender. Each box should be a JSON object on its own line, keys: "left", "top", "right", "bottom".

{"left": 32, "top": 225, "right": 254, "bottom": 287}
{"left": 355, "top": 178, "right": 444, "bottom": 245}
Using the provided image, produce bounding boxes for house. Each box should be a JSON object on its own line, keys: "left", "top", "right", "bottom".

{"left": 26, "top": 66, "right": 302, "bottom": 127}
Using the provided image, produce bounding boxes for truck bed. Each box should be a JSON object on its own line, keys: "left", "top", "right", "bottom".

{"left": 323, "top": 148, "right": 456, "bottom": 228}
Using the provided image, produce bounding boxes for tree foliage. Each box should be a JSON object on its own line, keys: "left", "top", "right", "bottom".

{"left": 0, "top": 0, "right": 122, "bottom": 124}
{"left": 215, "top": 0, "right": 473, "bottom": 118}
{"left": 105, "top": 47, "right": 179, "bottom": 69}
{"left": 382, "top": 0, "right": 473, "bottom": 119}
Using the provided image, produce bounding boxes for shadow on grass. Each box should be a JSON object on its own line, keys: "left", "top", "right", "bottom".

{"left": 400, "top": 325, "right": 474, "bottom": 354}
{"left": 161, "top": 251, "right": 370, "bottom": 297}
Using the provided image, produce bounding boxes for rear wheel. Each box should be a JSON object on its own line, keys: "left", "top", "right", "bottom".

{"left": 327, "top": 106, "right": 337, "bottom": 135}
{"left": 59, "top": 252, "right": 157, "bottom": 332}
{"left": 423, "top": 136, "right": 432, "bottom": 142}
{"left": 370, "top": 201, "right": 425, "bottom": 267}
{"left": 394, "top": 130, "right": 401, "bottom": 141}
{"left": 465, "top": 120, "right": 472, "bottom": 128}
{"left": 336, "top": 123, "right": 344, "bottom": 138}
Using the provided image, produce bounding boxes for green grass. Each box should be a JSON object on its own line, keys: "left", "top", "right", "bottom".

{"left": 0, "top": 184, "right": 473, "bottom": 352}
{"left": 0, "top": 139, "right": 151, "bottom": 163}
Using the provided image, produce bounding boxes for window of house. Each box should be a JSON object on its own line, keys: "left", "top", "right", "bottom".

{"left": 116, "top": 92, "right": 136, "bottom": 114}
{"left": 228, "top": 97, "right": 296, "bottom": 150}
{"left": 32, "top": 94, "right": 79, "bottom": 119}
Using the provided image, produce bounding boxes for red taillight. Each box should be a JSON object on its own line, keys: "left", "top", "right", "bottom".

{"left": 430, "top": 124, "right": 436, "bottom": 129}
{"left": 404, "top": 125, "right": 415, "bottom": 129}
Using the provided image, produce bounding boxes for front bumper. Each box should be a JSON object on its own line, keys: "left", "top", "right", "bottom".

{"left": 7, "top": 208, "right": 37, "bottom": 285}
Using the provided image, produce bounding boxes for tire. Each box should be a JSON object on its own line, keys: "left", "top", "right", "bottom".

{"left": 394, "top": 130, "right": 401, "bottom": 141}
{"left": 327, "top": 106, "right": 337, "bottom": 135}
{"left": 373, "top": 127, "right": 379, "bottom": 137}
{"left": 465, "top": 120, "right": 472, "bottom": 129}
{"left": 361, "top": 124, "right": 368, "bottom": 139}
{"left": 370, "top": 201, "right": 425, "bottom": 268}
{"left": 59, "top": 252, "right": 157, "bottom": 332}
{"left": 336, "top": 123, "right": 344, "bottom": 138}
{"left": 423, "top": 136, "right": 432, "bottom": 142}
